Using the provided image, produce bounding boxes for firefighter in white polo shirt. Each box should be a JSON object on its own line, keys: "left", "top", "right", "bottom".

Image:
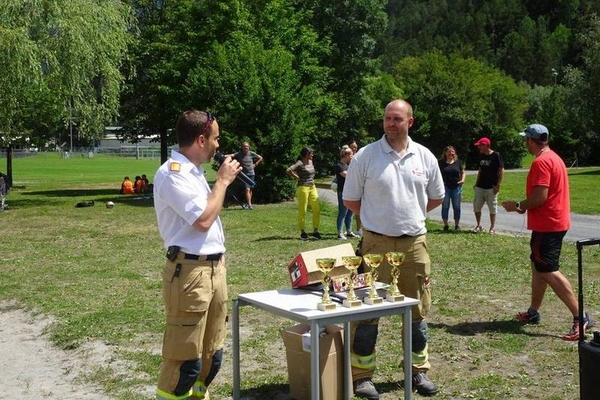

{"left": 153, "top": 109, "right": 241, "bottom": 400}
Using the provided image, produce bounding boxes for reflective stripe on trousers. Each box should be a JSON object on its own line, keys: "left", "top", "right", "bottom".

{"left": 351, "top": 352, "right": 376, "bottom": 370}
{"left": 193, "top": 381, "right": 208, "bottom": 399}
{"left": 156, "top": 388, "right": 192, "bottom": 400}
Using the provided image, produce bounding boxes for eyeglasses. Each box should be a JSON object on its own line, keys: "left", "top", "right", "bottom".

{"left": 201, "top": 111, "right": 214, "bottom": 135}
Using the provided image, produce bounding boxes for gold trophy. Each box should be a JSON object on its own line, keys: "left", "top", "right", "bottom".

{"left": 316, "top": 258, "right": 337, "bottom": 311}
{"left": 341, "top": 255, "right": 363, "bottom": 308}
{"left": 363, "top": 253, "right": 384, "bottom": 305}
{"left": 385, "top": 252, "right": 405, "bottom": 302}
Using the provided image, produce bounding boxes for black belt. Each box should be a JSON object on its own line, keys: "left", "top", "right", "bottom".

{"left": 365, "top": 230, "right": 414, "bottom": 239}
{"left": 183, "top": 252, "right": 223, "bottom": 261}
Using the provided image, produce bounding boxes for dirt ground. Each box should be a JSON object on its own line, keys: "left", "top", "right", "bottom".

{"left": 1, "top": 296, "right": 586, "bottom": 400}
{"left": 0, "top": 301, "right": 118, "bottom": 399}
{"left": 0, "top": 300, "right": 281, "bottom": 400}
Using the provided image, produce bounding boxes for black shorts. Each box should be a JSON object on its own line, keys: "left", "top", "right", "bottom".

{"left": 530, "top": 230, "right": 567, "bottom": 273}
{"left": 243, "top": 174, "right": 255, "bottom": 189}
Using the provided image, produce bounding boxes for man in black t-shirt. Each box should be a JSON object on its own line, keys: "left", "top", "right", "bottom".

{"left": 473, "top": 137, "right": 504, "bottom": 234}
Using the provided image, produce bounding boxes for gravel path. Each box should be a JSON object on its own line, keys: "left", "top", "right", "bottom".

{"left": 317, "top": 186, "right": 600, "bottom": 242}
{"left": 0, "top": 301, "right": 112, "bottom": 399}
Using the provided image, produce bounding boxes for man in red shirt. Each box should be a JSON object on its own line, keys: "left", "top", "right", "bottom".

{"left": 502, "top": 124, "right": 592, "bottom": 340}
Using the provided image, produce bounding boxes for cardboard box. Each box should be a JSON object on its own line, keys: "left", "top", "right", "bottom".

{"left": 288, "top": 243, "right": 356, "bottom": 287}
{"left": 281, "top": 324, "right": 346, "bottom": 400}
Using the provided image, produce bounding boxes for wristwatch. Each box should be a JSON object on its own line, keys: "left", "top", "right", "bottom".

{"left": 515, "top": 202, "right": 523, "bottom": 212}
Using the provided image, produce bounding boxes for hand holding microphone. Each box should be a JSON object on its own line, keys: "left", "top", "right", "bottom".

{"left": 213, "top": 152, "right": 256, "bottom": 188}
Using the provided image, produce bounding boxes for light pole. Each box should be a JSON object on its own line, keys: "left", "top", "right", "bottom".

{"left": 551, "top": 68, "right": 558, "bottom": 85}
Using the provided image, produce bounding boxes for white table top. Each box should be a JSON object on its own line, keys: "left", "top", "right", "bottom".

{"left": 236, "top": 288, "right": 419, "bottom": 323}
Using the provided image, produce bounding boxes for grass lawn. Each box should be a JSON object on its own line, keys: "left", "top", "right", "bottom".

{"left": 1, "top": 153, "right": 600, "bottom": 400}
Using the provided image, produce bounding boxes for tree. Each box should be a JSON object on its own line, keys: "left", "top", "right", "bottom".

{"left": 302, "top": 0, "right": 389, "bottom": 154}
{"left": 498, "top": 16, "right": 570, "bottom": 85}
{"left": 525, "top": 14, "right": 600, "bottom": 167}
{"left": 525, "top": 84, "right": 581, "bottom": 164}
{"left": 554, "top": 14, "right": 600, "bottom": 165}
{"left": 188, "top": 0, "right": 340, "bottom": 202}
{"left": 381, "top": 0, "right": 525, "bottom": 70}
{"left": 391, "top": 51, "right": 528, "bottom": 168}
{"left": 120, "top": 0, "right": 237, "bottom": 164}
{"left": 0, "top": 0, "right": 134, "bottom": 183}
{"left": 121, "top": 0, "right": 347, "bottom": 202}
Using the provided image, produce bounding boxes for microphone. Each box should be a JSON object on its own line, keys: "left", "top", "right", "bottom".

{"left": 213, "top": 152, "right": 256, "bottom": 188}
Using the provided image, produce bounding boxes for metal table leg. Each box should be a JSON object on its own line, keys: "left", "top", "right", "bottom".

{"left": 232, "top": 298, "right": 241, "bottom": 400}
{"left": 343, "top": 322, "right": 352, "bottom": 400}
{"left": 310, "top": 321, "right": 321, "bottom": 400}
{"left": 403, "top": 308, "right": 412, "bottom": 399}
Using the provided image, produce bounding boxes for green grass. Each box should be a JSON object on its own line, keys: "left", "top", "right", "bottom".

{"left": 1, "top": 153, "right": 600, "bottom": 400}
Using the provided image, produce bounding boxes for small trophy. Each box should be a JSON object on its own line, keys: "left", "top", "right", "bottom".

{"left": 342, "top": 255, "right": 363, "bottom": 308}
{"left": 385, "top": 252, "right": 405, "bottom": 302}
{"left": 363, "top": 253, "right": 384, "bottom": 305}
{"left": 316, "top": 258, "right": 337, "bottom": 311}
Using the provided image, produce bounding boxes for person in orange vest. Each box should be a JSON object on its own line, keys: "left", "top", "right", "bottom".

{"left": 141, "top": 174, "right": 150, "bottom": 193}
{"left": 120, "top": 176, "right": 135, "bottom": 194}
{"left": 134, "top": 175, "right": 146, "bottom": 194}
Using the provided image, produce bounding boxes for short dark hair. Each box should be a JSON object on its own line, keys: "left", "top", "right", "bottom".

{"left": 176, "top": 110, "right": 214, "bottom": 148}
{"left": 531, "top": 137, "right": 547, "bottom": 145}
{"left": 300, "top": 147, "right": 314, "bottom": 158}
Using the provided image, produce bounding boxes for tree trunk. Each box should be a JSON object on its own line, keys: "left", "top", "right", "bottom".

{"left": 5, "top": 146, "right": 13, "bottom": 189}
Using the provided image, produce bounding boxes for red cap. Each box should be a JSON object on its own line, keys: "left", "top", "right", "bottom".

{"left": 474, "top": 137, "right": 491, "bottom": 146}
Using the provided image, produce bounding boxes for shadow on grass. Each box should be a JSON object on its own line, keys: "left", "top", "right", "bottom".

{"left": 430, "top": 229, "right": 480, "bottom": 236}
{"left": 253, "top": 233, "right": 352, "bottom": 242}
{"left": 568, "top": 168, "right": 600, "bottom": 176}
{"left": 237, "top": 383, "right": 290, "bottom": 399}
{"left": 27, "top": 188, "right": 127, "bottom": 197}
{"left": 10, "top": 188, "right": 154, "bottom": 208}
{"left": 237, "top": 381, "right": 409, "bottom": 400}
{"left": 378, "top": 378, "right": 434, "bottom": 396}
{"left": 429, "top": 320, "right": 553, "bottom": 338}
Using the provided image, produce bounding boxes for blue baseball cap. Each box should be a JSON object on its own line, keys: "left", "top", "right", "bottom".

{"left": 520, "top": 124, "right": 549, "bottom": 141}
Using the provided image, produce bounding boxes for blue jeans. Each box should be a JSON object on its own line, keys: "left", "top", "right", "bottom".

{"left": 441, "top": 185, "right": 462, "bottom": 223}
{"left": 336, "top": 190, "right": 353, "bottom": 232}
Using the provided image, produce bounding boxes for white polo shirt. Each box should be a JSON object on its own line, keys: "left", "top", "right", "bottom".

{"left": 343, "top": 135, "right": 445, "bottom": 236}
{"left": 153, "top": 150, "right": 225, "bottom": 255}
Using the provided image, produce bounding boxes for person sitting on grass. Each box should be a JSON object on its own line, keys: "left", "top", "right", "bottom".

{"left": 134, "top": 175, "right": 146, "bottom": 194}
{"left": 120, "top": 176, "right": 135, "bottom": 194}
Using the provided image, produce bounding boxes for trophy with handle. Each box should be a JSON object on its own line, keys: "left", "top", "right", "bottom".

{"left": 363, "top": 253, "right": 384, "bottom": 305}
{"left": 385, "top": 252, "right": 405, "bottom": 302}
{"left": 316, "top": 258, "right": 337, "bottom": 311}
{"left": 341, "top": 255, "right": 363, "bottom": 308}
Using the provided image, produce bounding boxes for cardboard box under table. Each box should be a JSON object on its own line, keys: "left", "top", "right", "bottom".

{"left": 232, "top": 289, "right": 419, "bottom": 400}
{"left": 281, "top": 324, "right": 346, "bottom": 400}
{"left": 288, "top": 243, "right": 356, "bottom": 287}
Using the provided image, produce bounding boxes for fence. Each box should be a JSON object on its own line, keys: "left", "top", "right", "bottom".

{"left": 1, "top": 146, "right": 166, "bottom": 160}
{"left": 99, "top": 146, "right": 162, "bottom": 160}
